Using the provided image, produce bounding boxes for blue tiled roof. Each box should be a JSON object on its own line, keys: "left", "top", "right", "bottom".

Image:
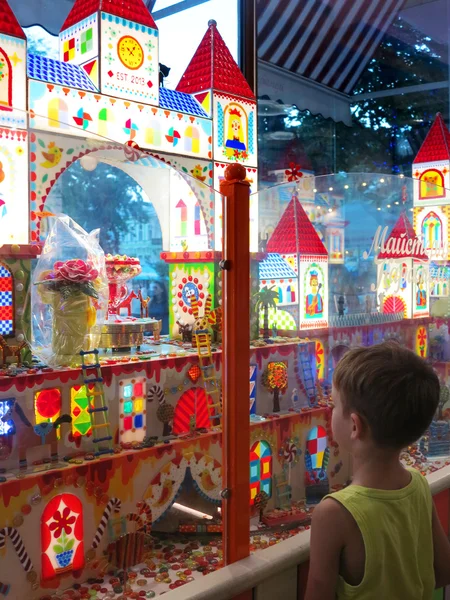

{"left": 159, "top": 87, "right": 207, "bottom": 118}
{"left": 259, "top": 253, "right": 297, "bottom": 280}
{"left": 27, "top": 54, "right": 98, "bottom": 93}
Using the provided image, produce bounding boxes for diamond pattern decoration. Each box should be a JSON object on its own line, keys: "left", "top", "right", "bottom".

{"left": 70, "top": 386, "right": 94, "bottom": 438}
{"left": 0, "top": 264, "right": 13, "bottom": 337}
{"left": 187, "top": 365, "right": 201, "bottom": 383}
{"left": 159, "top": 87, "right": 207, "bottom": 118}
{"left": 414, "top": 113, "right": 450, "bottom": 164}
{"left": 28, "top": 54, "right": 98, "bottom": 92}
{"left": 0, "top": 0, "right": 26, "bottom": 39}
{"left": 61, "top": 0, "right": 157, "bottom": 32}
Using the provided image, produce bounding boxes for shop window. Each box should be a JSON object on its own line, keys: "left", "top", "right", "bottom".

{"left": 35, "top": 389, "right": 62, "bottom": 438}
{"left": 0, "top": 398, "right": 15, "bottom": 436}
{"left": 0, "top": 48, "right": 12, "bottom": 111}
{"left": 41, "top": 493, "right": 84, "bottom": 579}
{"left": 70, "top": 385, "right": 94, "bottom": 438}
{"left": 119, "top": 378, "right": 146, "bottom": 443}
{"left": 422, "top": 212, "right": 442, "bottom": 250}
{"left": 306, "top": 426, "right": 327, "bottom": 470}
{"left": 286, "top": 285, "right": 296, "bottom": 303}
{"left": 0, "top": 263, "right": 14, "bottom": 336}
{"left": 249, "top": 440, "right": 272, "bottom": 505}
{"left": 277, "top": 286, "right": 283, "bottom": 303}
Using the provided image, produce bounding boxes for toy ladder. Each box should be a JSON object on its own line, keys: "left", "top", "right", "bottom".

{"left": 274, "top": 465, "right": 292, "bottom": 509}
{"left": 298, "top": 343, "right": 317, "bottom": 408}
{"left": 80, "top": 350, "right": 114, "bottom": 456}
{"left": 195, "top": 330, "right": 222, "bottom": 426}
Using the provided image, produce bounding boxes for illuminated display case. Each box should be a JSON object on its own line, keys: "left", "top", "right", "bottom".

{"left": 0, "top": 0, "right": 449, "bottom": 598}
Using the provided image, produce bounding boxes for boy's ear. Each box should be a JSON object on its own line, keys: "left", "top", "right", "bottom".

{"left": 350, "top": 412, "right": 366, "bottom": 441}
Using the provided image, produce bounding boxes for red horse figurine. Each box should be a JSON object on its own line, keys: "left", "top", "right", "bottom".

{"left": 116, "top": 290, "right": 138, "bottom": 317}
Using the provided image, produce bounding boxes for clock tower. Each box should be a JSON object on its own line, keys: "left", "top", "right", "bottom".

{"left": 59, "top": 0, "right": 159, "bottom": 106}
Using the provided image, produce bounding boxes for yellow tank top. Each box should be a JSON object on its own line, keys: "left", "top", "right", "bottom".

{"left": 327, "top": 470, "right": 435, "bottom": 600}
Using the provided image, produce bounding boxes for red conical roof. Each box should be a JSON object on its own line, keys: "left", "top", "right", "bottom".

{"left": 0, "top": 0, "right": 25, "bottom": 39}
{"left": 61, "top": 0, "right": 157, "bottom": 32}
{"left": 266, "top": 194, "right": 328, "bottom": 256}
{"left": 377, "top": 211, "right": 428, "bottom": 261}
{"left": 413, "top": 113, "right": 450, "bottom": 164}
{"left": 176, "top": 20, "right": 255, "bottom": 100}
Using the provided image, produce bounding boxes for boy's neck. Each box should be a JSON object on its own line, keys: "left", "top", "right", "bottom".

{"left": 351, "top": 446, "right": 411, "bottom": 490}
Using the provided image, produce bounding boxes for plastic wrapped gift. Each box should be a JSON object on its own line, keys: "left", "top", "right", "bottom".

{"left": 28, "top": 216, "right": 108, "bottom": 367}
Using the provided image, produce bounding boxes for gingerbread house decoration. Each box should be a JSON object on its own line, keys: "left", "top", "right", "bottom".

{"left": 178, "top": 19, "right": 258, "bottom": 249}
{"left": 377, "top": 211, "right": 429, "bottom": 319}
{"left": 265, "top": 192, "right": 329, "bottom": 330}
{"left": 413, "top": 114, "right": 450, "bottom": 261}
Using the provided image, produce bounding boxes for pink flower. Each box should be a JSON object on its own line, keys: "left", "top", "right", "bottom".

{"left": 53, "top": 259, "right": 98, "bottom": 283}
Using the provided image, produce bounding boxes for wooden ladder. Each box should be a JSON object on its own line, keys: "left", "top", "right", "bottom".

{"left": 195, "top": 330, "right": 222, "bottom": 426}
{"left": 80, "top": 349, "right": 114, "bottom": 456}
{"left": 274, "top": 464, "right": 292, "bottom": 509}
{"left": 298, "top": 343, "right": 318, "bottom": 408}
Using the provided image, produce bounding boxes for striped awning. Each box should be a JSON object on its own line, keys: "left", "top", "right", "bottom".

{"left": 257, "top": 0, "right": 405, "bottom": 117}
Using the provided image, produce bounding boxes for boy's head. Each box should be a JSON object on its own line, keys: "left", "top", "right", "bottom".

{"left": 332, "top": 342, "right": 439, "bottom": 452}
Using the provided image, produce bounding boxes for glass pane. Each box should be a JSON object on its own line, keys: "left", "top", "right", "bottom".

{"left": 250, "top": 172, "right": 450, "bottom": 543}
{"left": 0, "top": 107, "right": 225, "bottom": 597}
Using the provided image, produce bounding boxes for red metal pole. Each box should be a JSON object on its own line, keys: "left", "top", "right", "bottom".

{"left": 220, "top": 164, "right": 251, "bottom": 564}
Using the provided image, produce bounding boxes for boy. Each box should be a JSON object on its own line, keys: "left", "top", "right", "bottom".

{"left": 305, "top": 342, "right": 450, "bottom": 600}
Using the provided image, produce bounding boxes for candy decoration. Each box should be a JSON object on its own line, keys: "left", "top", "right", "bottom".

{"left": 284, "top": 442, "right": 297, "bottom": 464}
{"left": 136, "top": 501, "right": 152, "bottom": 534}
{"left": 147, "top": 385, "right": 164, "bottom": 404}
{"left": 91, "top": 498, "right": 121, "bottom": 549}
{"left": 108, "top": 531, "right": 145, "bottom": 570}
{"left": 0, "top": 527, "right": 33, "bottom": 572}
{"left": 124, "top": 140, "right": 142, "bottom": 162}
{"left": 126, "top": 512, "right": 144, "bottom": 531}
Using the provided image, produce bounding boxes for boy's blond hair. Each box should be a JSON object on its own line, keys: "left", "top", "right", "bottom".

{"left": 333, "top": 342, "right": 440, "bottom": 449}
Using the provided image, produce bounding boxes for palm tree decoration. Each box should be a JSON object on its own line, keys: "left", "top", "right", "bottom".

{"left": 254, "top": 286, "right": 278, "bottom": 339}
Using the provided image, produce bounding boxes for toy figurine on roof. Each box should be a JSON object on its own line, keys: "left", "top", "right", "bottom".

{"left": 258, "top": 191, "right": 329, "bottom": 333}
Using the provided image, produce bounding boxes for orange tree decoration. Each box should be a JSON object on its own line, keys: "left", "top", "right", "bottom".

{"left": 262, "top": 361, "right": 288, "bottom": 413}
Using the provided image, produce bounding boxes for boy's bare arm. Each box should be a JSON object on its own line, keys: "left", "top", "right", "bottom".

{"left": 305, "top": 499, "right": 344, "bottom": 600}
{"left": 432, "top": 503, "right": 450, "bottom": 589}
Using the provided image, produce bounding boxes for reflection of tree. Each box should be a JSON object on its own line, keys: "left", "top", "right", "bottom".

{"left": 57, "top": 162, "right": 149, "bottom": 253}
{"left": 259, "top": 16, "right": 448, "bottom": 176}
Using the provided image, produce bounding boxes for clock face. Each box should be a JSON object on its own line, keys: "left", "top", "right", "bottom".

{"left": 117, "top": 36, "right": 144, "bottom": 70}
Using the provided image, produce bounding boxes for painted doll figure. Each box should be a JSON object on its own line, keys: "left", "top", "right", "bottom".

{"left": 225, "top": 109, "right": 246, "bottom": 151}
{"left": 416, "top": 274, "right": 427, "bottom": 308}
{"left": 306, "top": 271, "right": 323, "bottom": 318}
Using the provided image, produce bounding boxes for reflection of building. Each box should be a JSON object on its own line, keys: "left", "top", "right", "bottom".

{"left": 262, "top": 192, "right": 329, "bottom": 330}
{"left": 377, "top": 212, "right": 429, "bottom": 319}
{"left": 413, "top": 113, "right": 450, "bottom": 262}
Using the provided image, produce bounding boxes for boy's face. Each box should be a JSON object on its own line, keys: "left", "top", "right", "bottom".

{"left": 331, "top": 386, "right": 353, "bottom": 451}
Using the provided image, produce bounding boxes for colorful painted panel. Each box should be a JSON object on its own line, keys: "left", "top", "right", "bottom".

{"left": 70, "top": 385, "right": 94, "bottom": 437}
{"left": 416, "top": 326, "right": 428, "bottom": 358}
{"left": 213, "top": 162, "right": 258, "bottom": 252}
{"left": 250, "top": 440, "right": 272, "bottom": 505}
{"left": 413, "top": 264, "right": 430, "bottom": 319}
{"left": 313, "top": 340, "right": 325, "bottom": 380}
{"left": 0, "top": 34, "right": 26, "bottom": 128}
{"left": 41, "top": 494, "right": 84, "bottom": 579}
{"left": 0, "top": 263, "right": 13, "bottom": 336}
{"left": 173, "top": 387, "right": 213, "bottom": 434}
{"left": 100, "top": 14, "right": 158, "bottom": 104}
{"left": 299, "top": 260, "right": 329, "bottom": 329}
{"left": 0, "top": 128, "right": 29, "bottom": 245}
{"left": 168, "top": 263, "right": 215, "bottom": 336}
{"left": 213, "top": 94, "right": 257, "bottom": 167}
{"left": 119, "top": 377, "right": 147, "bottom": 444}
{"left": 28, "top": 80, "right": 212, "bottom": 160}
{"left": 34, "top": 389, "right": 62, "bottom": 439}
{"left": 306, "top": 426, "right": 327, "bottom": 469}
{"left": 60, "top": 14, "right": 99, "bottom": 70}
{"left": 0, "top": 398, "right": 15, "bottom": 436}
